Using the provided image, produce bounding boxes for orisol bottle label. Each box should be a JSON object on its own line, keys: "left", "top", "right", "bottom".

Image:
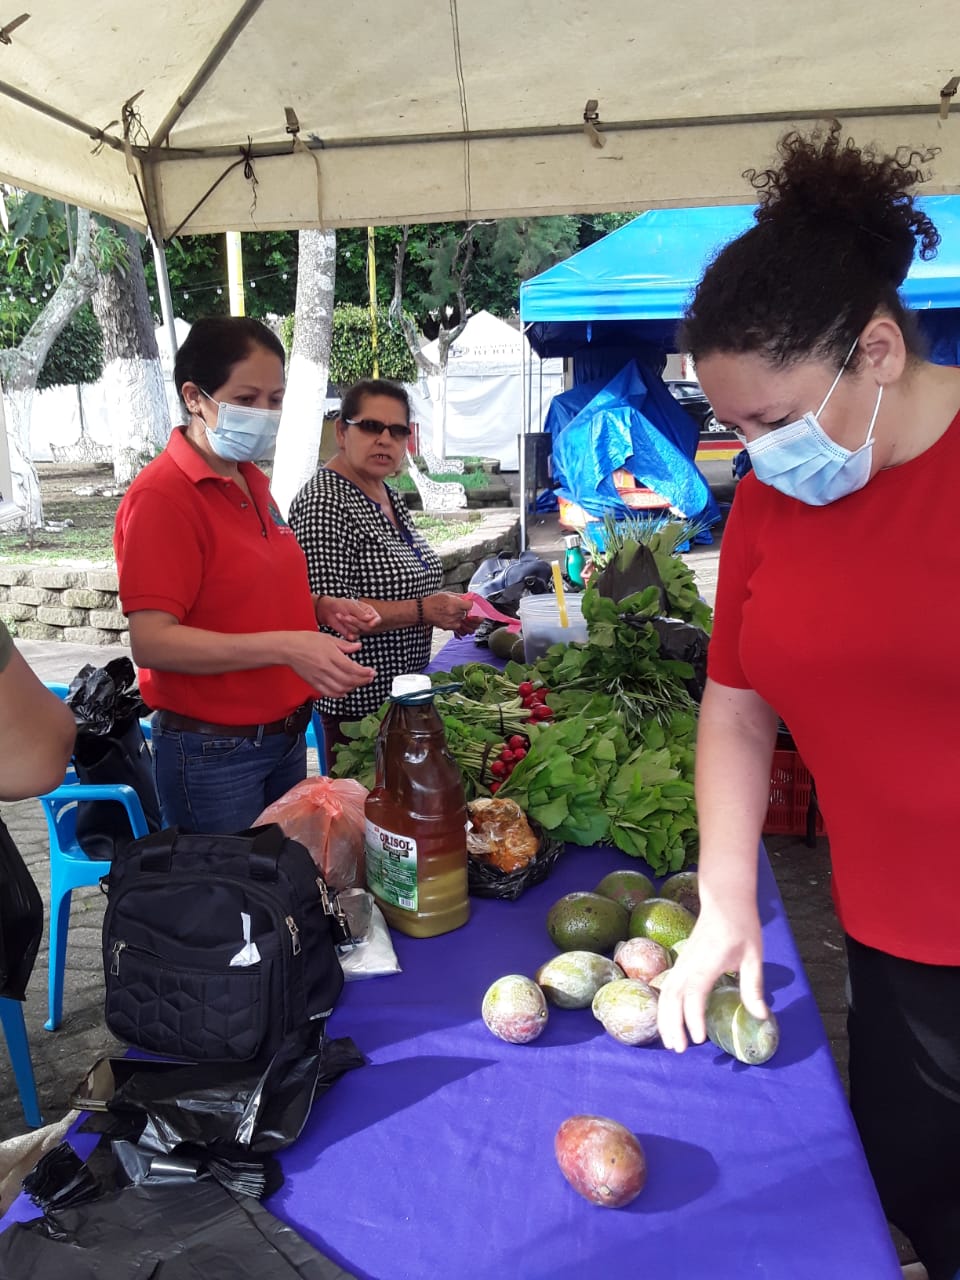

{"left": 365, "top": 819, "right": 419, "bottom": 912}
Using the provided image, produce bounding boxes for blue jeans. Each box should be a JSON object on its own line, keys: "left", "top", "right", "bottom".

{"left": 152, "top": 717, "right": 307, "bottom": 834}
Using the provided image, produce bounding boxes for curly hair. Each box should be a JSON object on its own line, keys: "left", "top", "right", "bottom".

{"left": 679, "top": 121, "right": 941, "bottom": 368}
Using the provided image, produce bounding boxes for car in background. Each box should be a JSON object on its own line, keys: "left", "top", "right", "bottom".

{"left": 665, "top": 379, "right": 723, "bottom": 433}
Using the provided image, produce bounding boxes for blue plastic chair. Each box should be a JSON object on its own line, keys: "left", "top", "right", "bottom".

{"left": 39, "top": 780, "right": 149, "bottom": 1031}
{"left": 0, "top": 998, "right": 42, "bottom": 1127}
{"left": 305, "top": 709, "right": 328, "bottom": 776}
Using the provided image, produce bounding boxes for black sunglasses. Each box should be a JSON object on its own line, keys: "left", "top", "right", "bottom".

{"left": 343, "top": 417, "right": 411, "bottom": 440}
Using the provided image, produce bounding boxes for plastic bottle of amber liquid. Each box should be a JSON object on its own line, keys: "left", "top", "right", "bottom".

{"left": 364, "top": 674, "right": 470, "bottom": 938}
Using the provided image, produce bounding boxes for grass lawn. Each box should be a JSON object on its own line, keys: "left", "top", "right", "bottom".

{"left": 0, "top": 463, "right": 483, "bottom": 565}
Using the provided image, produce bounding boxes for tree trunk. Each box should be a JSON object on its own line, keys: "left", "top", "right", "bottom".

{"left": 0, "top": 209, "right": 99, "bottom": 528}
{"left": 92, "top": 225, "right": 169, "bottom": 488}
{"left": 272, "top": 229, "right": 337, "bottom": 517}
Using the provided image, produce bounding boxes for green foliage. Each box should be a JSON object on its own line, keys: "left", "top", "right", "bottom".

{"left": 328, "top": 306, "right": 417, "bottom": 386}
{"left": 388, "top": 469, "right": 492, "bottom": 492}
{"left": 0, "top": 193, "right": 121, "bottom": 385}
{"left": 142, "top": 231, "right": 298, "bottom": 322}
{"left": 37, "top": 305, "right": 103, "bottom": 388}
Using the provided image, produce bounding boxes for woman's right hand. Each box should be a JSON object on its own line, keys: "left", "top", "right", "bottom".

{"left": 656, "top": 898, "right": 768, "bottom": 1053}
{"left": 423, "top": 592, "right": 472, "bottom": 630}
{"left": 285, "top": 633, "right": 376, "bottom": 697}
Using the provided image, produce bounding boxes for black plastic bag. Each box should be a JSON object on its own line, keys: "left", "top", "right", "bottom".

{"left": 79, "top": 1026, "right": 365, "bottom": 1154}
{"left": 67, "top": 658, "right": 147, "bottom": 736}
{"left": 66, "top": 659, "right": 161, "bottom": 857}
{"left": 0, "top": 1179, "right": 358, "bottom": 1279}
{"left": 468, "top": 831, "right": 564, "bottom": 901}
{"left": 468, "top": 550, "right": 553, "bottom": 617}
{"left": 0, "top": 813, "right": 43, "bottom": 1001}
{"left": 647, "top": 616, "right": 710, "bottom": 702}
{"left": 592, "top": 541, "right": 667, "bottom": 611}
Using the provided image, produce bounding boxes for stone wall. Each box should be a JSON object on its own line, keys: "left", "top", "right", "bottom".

{"left": 0, "top": 509, "right": 521, "bottom": 644}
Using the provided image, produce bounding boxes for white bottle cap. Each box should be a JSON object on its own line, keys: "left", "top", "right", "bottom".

{"left": 391, "top": 674, "right": 432, "bottom": 697}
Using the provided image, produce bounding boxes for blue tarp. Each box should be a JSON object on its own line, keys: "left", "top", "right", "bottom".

{"left": 549, "top": 361, "right": 720, "bottom": 525}
{"left": 521, "top": 197, "right": 960, "bottom": 358}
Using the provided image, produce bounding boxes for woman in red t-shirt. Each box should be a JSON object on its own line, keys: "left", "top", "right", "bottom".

{"left": 655, "top": 124, "right": 960, "bottom": 1280}
{"left": 115, "top": 317, "right": 378, "bottom": 834}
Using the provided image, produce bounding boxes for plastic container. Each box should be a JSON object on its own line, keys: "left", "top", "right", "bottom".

{"left": 519, "top": 594, "right": 588, "bottom": 663}
{"left": 363, "top": 674, "right": 470, "bottom": 938}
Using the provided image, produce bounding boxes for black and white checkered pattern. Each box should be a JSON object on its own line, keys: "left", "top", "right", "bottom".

{"left": 289, "top": 468, "right": 444, "bottom": 717}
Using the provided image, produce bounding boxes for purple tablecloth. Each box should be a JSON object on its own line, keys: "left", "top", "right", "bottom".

{"left": 0, "top": 635, "right": 902, "bottom": 1277}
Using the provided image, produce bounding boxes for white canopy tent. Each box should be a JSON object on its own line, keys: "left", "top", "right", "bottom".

{"left": 0, "top": 3, "right": 957, "bottom": 239}
{"left": 408, "top": 311, "right": 563, "bottom": 471}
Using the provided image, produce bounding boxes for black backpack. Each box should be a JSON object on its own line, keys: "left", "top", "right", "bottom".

{"left": 102, "top": 824, "right": 348, "bottom": 1064}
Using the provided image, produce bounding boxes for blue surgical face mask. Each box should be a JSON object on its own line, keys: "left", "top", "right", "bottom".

{"left": 740, "top": 341, "right": 883, "bottom": 506}
{"left": 200, "top": 390, "right": 282, "bottom": 463}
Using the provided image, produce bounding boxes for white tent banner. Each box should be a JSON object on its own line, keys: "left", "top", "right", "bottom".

{"left": 0, "top": 3, "right": 957, "bottom": 236}
{"left": 408, "top": 312, "right": 563, "bottom": 471}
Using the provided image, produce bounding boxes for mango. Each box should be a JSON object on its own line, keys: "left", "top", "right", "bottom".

{"left": 535, "top": 952, "right": 623, "bottom": 1009}
{"left": 482, "top": 975, "right": 548, "bottom": 1044}
{"left": 629, "top": 897, "right": 696, "bottom": 950}
{"left": 591, "top": 977, "right": 660, "bottom": 1046}
{"left": 555, "top": 1115, "right": 646, "bottom": 1208}
{"left": 593, "top": 869, "right": 655, "bottom": 913}
{"left": 547, "top": 892, "right": 629, "bottom": 954}
{"left": 614, "top": 937, "right": 671, "bottom": 983}
{"left": 705, "top": 986, "right": 779, "bottom": 1065}
{"left": 659, "top": 871, "right": 700, "bottom": 917}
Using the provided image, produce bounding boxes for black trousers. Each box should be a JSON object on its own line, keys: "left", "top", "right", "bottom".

{"left": 846, "top": 935, "right": 960, "bottom": 1280}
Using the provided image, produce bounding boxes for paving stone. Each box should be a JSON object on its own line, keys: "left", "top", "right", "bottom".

{"left": 36, "top": 606, "right": 89, "bottom": 627}
{"left": 30, "top": 569, "right": 82, "bottom": 589}
{"left": 61, "top": 588, "right": 114, "bottom": 609}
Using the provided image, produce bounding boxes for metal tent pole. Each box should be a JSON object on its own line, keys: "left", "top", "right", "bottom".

{"left": 149, "top": 233, "right": 179, "bottom": 368}
{"left": 519, "top": 324, "right": 530, "bottom": 551}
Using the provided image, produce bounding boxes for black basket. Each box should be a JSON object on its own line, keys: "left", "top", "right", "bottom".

{"left": 467, "top": 825, "right": 564, "bottom": 901}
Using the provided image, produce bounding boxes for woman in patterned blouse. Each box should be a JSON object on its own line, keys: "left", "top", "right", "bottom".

{"left": 289, "top": 379, "right": 479, "bottom": 760}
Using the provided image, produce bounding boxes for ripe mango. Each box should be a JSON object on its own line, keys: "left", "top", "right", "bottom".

{"left": 614, "top": 937, "right": 671, "bottom": 983}
{"left": 591, "top": 978, "right": 660, "bottom": 1046}
{"left": 535, "top": 952, "right": 623, "bottom": 1009}
{"left": 705, "top": 986, "right": 779, "bottom": 1065}
{"left": 481, "top": 975, "right": 548, "bottom": 1044}
{"left": 555, "top": 1115, "right": 646, "bottom": 1208}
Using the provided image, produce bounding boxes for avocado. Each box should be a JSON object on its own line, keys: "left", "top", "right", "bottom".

{"left": 547, "top": 892, "right": 630, "bottom": 954}
{"left": 594, "top": 869, "right": 655, "bottom": 913}
{"left": 488, "top": 626, "right": 518, "bottom": 660}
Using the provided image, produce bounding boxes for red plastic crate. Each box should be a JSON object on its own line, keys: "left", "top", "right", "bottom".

{"left": 764, "top": 749, "right": 825, "bottom": 838}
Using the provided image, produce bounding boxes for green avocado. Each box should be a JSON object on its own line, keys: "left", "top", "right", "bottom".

{"left": 547, "top": 892, "right": 630, "bottom": 954}
{"left": 488, "top": 626, "right": 518, "bottom": 660}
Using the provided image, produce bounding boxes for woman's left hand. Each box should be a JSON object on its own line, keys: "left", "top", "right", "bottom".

{"left": 315, "top": 595, "right": 381, "bottom": 640}
{"left": 453, "top": 612, "right": 482, "bottom": 637}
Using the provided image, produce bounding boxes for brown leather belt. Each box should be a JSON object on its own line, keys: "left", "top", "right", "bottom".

{"left": 156, "top": 700, "right": 313, "bottom": 739}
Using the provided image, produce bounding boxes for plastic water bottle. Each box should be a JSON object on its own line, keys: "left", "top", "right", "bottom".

{"left": 363, "top": 674, "right": 469, "bottom": 938}
{"left": 563, "top": 533, "right": 586, "bottom": 588}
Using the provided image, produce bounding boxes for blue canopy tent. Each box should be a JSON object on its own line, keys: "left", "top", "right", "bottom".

{"left": 517, "top": 199, "right": 960, "bottom": 543}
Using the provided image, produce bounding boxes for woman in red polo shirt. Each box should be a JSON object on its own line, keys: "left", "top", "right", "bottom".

{"left": 655, "top": 125, "right": 960, "bottom": 1280}
{"left": 114, "top": 316, "right": 377, "bottom": 835}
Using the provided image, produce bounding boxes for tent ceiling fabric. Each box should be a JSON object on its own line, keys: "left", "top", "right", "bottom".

{"left": 0, "top": 1, "right": 958, "bottom": 237}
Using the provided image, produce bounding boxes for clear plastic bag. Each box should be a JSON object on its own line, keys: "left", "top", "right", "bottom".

{"left": 255, "top": 777, "right": 368, "bottom": 890}
{"left": 337, "top": 891, "right": 401, "bottom": 981}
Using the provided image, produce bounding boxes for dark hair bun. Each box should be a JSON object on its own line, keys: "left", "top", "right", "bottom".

{"left": 746, "top": 119, "right": 941, "bottom": 288}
